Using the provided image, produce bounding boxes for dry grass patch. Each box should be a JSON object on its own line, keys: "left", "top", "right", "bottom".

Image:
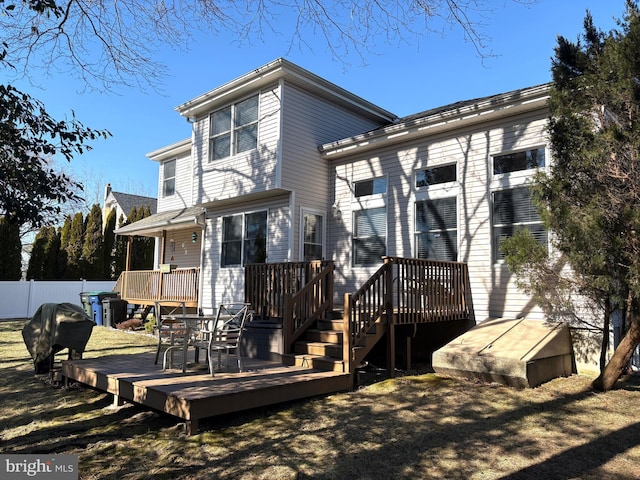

{"left": 1, "top": 319, "right": 640, "bottom": 479}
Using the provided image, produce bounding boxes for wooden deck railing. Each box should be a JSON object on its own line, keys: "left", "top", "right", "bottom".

{"left": 245, "top": 261, "right": 333, "bottom": 319}
{"left": 115, "top": 268, "right": 200, "bottom": 307}
{"left": 390, "top": 257, "right": 474, "bottom": 324}
{"left": 282, "top": 262, "right": 335, "bottom": 353}
{"left": 344, "top": 257, "right": 475, "bottom": 374}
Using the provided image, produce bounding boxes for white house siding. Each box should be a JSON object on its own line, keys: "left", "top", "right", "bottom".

{"left": 157, "top": 149, "right": 193, "bottom": 212}
{"left": 328, "top": 107, "right": 550, "bottom": 322}
{"left": 191, "top": 84, "right": 282, "bottom": 206}
{"left": 280, "top": 82, "right": 390, "bottom": 260}
{"left": 199, "top": 194, "right": 291, "bottom": 315}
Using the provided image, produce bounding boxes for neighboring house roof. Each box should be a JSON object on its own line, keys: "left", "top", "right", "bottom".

{"left": 175, "top": 57, "right": 397, "bottom": 124}
{"left": 110, "top": 191, "right": 157, "bottom": 218}
{"left": 115, "top": 206, "right": 205, "bottom": 237}
{"left": 319, "top": 83, "right": 551, "bottom": 159}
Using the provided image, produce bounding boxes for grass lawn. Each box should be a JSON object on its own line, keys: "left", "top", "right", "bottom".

{"left": 2, "top": 318, "right": 640, "bottom": 479}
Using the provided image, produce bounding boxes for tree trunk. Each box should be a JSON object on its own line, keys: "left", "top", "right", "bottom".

{"left": 599, "top": 300, "right": 611, "bottom": 372}
{"left": 592, "top": 308, "right": 640, "bottom": 391}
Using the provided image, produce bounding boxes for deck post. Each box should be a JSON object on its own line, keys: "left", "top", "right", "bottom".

{"left": 282, "top": 293, "right": 293, "bottom": 355}
{"left": 343, "top": 293, "right": 351, "bottom": 375}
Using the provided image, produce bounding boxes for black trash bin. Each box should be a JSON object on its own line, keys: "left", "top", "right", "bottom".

{"left": 103, "top": 297, "right": 127, "bottom": 327}
{"left": 88, "top": 291, "right": 119, "bottom": 326}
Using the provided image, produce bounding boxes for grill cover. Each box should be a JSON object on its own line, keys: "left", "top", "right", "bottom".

{"left": 22, "top": 303, "right": 95, "bottom": 373}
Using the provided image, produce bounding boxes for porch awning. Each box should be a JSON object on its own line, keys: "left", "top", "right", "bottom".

{"left": 115, "top": 206, "right": 205, "bottom": 237}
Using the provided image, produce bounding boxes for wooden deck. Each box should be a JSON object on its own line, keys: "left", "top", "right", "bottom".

{"left": 61, "top": 352, "right": 352, "bottom": 435}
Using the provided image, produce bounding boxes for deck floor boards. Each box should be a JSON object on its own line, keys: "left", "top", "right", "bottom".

{"left": 61, "top": 352, "right": 352, "bottom": 434}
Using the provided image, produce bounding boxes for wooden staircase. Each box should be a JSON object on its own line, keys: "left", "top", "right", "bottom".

{"left": 282, "top": 311, "right": 387, "bottom": 374}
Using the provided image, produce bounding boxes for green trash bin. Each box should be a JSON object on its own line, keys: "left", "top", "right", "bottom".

{"left": 79, "top": 292, "right": 92, "bottom": 318}
{"left": 103, "top": 297, "right": 127, "bottom": 328}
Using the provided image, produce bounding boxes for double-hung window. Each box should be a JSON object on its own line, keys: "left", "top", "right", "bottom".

{"left": 210, "top": 95, "right": 259, "bottom": 161}
{"left": 163, "top": 159, "right": 176, "bottom": 197}
{"left": 415, "top": 198, "right": 457, "bottom": 261}
{"left": 414, "top": 164, "right": 458, "bottom": 261}
{"left": 491, "top": 147, "right": 547, "bottom": 262}
{"left": 352, "top": 177, "right": 387, "bottom": 266}
{"left": 492, "top": 187, "right": 547, "bottom": 261}
{"left": 302, "top": 211, "right": 324, "bottom": 261}
{"left": 221, "top": 211, "right": 267, "bottom": 267}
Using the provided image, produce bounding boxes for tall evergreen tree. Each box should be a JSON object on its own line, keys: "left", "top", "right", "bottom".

{"left": 103, "top": 208, "right": 117, "bottom": 279}
{"left": 27, "top": 227, "right": 48, "bottom": 279}
{"left": 42, "top": 227, "right": 61, "bottom": 279}
{"left": 82, "top": 204, "right": 104, "bottom": 279}
{"left": 65, "top": 212, "right": 85, "bottom": 279}
{"left": 503, "top": 1, "right": 640, "bottom": 391}
{"left": 0, "top": 217, "right": 22, "bottom": 280}
{"left": 56, "top": 216, "right": 72, "bottom": 279}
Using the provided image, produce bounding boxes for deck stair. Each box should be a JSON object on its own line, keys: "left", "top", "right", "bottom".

{"left": 282, "top": 311, "right": 388, "bottom": 374}
{"left": 283, "top": 314, "right": 346, "bottom": 372}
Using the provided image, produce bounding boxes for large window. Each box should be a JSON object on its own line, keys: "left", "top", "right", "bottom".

{"left": 415, "top": 197, "right": 457, "bottom": 261}
{"left": 210, "top": 95, "right": 259, "bottom": 161}
{"left": 353, "top": 207, "right": 386, "bottom": 266}
{"left": 302, "top": 211, "right": 324, "bottom": 261}
{"left": 163, "top": 159, "right": 176, "bottom": 197}
{"left": 492, "top": 187, "right": 547, "bottom": 262}
{"left": 493, "top": 147, "right": 545, "bottom": 175}
{"left": 221, "top": 211, "right": 267, "bottom": 267}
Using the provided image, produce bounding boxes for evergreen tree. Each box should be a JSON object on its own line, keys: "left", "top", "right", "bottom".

{"left": 65, "top": 212, "right": 85, "bottom": 279}
{"left": 82, "top": 204, "right": 104, "bottom": 279}
{"left": 27, "top": 227, "right": 48, "bottom": 279}
{"left": 42, "top": 227, "right": 61, "bottom": 279}
{"left": 0, "top": 217, "right": 22, "bottom": 280}
{"left": 103, "top": 208, "right": 117, "bottom": 279}
{"left": 503, "top": 1, "right": 640, "bottom": 391}
{"left": 114, "top": 213, "right": 128, "bottom": 277}
{"left": 56, "top": 216, "right": 72, "bottom": 279}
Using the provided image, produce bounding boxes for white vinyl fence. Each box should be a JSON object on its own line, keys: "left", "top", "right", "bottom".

{"left": 0, "top": 280, "right": 117, "bottom": 319}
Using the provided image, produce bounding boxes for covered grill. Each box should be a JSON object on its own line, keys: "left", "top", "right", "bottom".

{"left": 22, "top": 303, "right": 95, "bottom": 373}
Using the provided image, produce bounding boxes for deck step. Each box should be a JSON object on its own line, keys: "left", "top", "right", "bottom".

{"left": 282, "top": 353, "right": 346, "bottom": 372}
{"left": 306, "top": 329, "right": 343, "bottom": 343}
{"left": 294, "top": 341, "right": 342, "bottom": 358}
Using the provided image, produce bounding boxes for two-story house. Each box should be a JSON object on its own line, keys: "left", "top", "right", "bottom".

{"left": 115, "top": 58, "right": 583, "bottom": 374}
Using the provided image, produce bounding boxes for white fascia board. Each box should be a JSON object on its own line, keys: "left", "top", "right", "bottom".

{"left": 146, "top": 138, "right": 192, "bottom": 162}
{"left": 175, "top": 58, "right": 396, "bottom": 123}
{"left": 320, "top": 84, "right": 551, "bottom": 159}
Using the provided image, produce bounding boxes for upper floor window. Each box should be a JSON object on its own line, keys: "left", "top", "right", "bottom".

{"left": 415, "top": 197, "right": 457, "bottom": 261}
{"left": 221, "top": 210, "right": 267, "bottom": 267}
{"left": 163, "top": 159, "right": 176, "bottom": 197}
{"left": 493, "top": 147, "right": 545, "bottom": 175}
{"left": 492, "top": 187, "right": 547, "bottom": 262}
{"left": 416, "top": 164, "right": 457, "bottom": 188}
{"left": 354, "top": 177, "right": 387, "bottom": 197}
{"left": 210, "top": 95, "right": 259, "bottom": 161}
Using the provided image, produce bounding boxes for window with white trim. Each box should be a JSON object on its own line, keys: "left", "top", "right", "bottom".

{"left": 221, "top": 210, "right": 267, "bottom": 267}
{"left": 415, "top": 197, "right": 457, "bottom": 261}
{"left": 493, "top": 147, "right": 545, "bottom": 175}
{"left": 209, "top": 95, "right": 259, "bottom": 161}
{"left": 416, "top": 164, "right": 456, "bottom": 188}
{"left": 302, "top": 211, "right": 324, "bottom": 261}
{"left": 354, "top": 177, "right": 387, "bottom": 197}
{"left": 162, "top": 159, "right": 176, "bottom": 197}
{"left": 353, "top": 207, "right": 386, "bottom": 266}
{"left": 492, "top": 187, "right": 547, "bottom": 262}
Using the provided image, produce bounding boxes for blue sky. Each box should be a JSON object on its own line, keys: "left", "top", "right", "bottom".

{"left": 13, "top": 0, "right": 623, "bottom": 203}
